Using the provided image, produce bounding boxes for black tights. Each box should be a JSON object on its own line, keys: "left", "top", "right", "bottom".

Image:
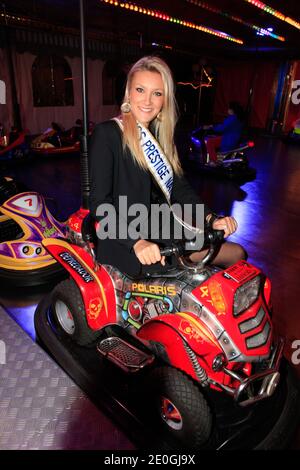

{"left": 189, "top": 241, "right": 247, "bottom": 269}
{"left": 140, "top": 241, "right": 247, "bottom": 277}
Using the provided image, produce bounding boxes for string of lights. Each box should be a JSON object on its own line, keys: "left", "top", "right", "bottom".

{"left": 243, "top": 0, "right": 300, "bottom": 31}
{"left": 100, "top": 0, "right": 243, "bottom": 44}
{"left": 203, "top": 67, "right": 213, "bottom": 82}
{"left": 0, "top": 10, "right": 83, "bottom": 35}
{"left": 177, "top": 81, "right": 212, "bottom": 89}
{"left": 186, "top": 0, "right": 285, "bottom": 41}
{"left": 178, "top": 66, "right": 213, "bottom": 90}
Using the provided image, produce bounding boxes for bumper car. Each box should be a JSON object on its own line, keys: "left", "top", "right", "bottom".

{"left": 0, "top": 177, "right": 67, "bottom": 286}
{"left": 30, "top": 122, "right": 82, "bottom": 157}
{"left": 31, "top": 141, "right": 80, "bottom": 157}
{"left": 0, "top": 130, "right": 29, "bottom": 161}
{"left": 34, "top": 210, "right": 300, "bottom": 450}
{"left": 189, "top": 127, "right": 256, "bottom": 181}
{"left": 282, "top": 130, "right": 300, "bottom": 144}
{"left": 282, "top": 118, "right": 300, "bottom": 144}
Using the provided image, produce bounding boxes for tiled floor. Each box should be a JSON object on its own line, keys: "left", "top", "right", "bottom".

{"left": 0, "top": 308, "right": 134, "bottom": 450}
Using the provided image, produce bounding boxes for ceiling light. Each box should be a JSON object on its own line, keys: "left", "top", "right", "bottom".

{"left": 100, "top": 0, "right": 243, "bottom": 44}
{"left": 244, "top": 0, "right": 300, "bottom": 31}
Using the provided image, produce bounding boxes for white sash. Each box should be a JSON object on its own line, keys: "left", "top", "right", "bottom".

{"left": 113, "top": 117, "right": 203, "bottom": 236}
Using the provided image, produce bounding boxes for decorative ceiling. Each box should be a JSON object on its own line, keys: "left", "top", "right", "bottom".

{"left": 1, "top": 0, "right": 300, "bottom": 58}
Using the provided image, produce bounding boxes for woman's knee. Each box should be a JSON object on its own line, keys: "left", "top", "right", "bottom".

{"left": 216, "top": 242, "right": 247, "bottom": 268}
{"left": 232, "top": 243, "right": 248, "bottom": 263}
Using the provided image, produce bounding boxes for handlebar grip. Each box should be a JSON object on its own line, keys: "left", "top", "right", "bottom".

{"left": 205, "top": 228, "right": 225, "bottom": 244}
{"left": 160, "top": 246, "right": 179, "bottom": 257}
{"left": 214, "top": 229, "right": 225, "bottom": 240}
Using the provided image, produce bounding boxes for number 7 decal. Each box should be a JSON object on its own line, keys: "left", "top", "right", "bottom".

{"left": 24, "top": 198, "right": 33, "bottom": 207}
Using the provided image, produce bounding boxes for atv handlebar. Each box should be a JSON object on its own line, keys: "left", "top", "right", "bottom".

{"left": 160, "top": 246, "right": 182, "bottom": 257}
{"left": 160, "top": 228, "right": 224, "bottom": 272}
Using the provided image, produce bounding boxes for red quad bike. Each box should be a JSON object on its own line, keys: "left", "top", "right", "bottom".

{"left": 34, "top": 210, "right": 300, "bottom": 450}
{"left": 189, "top": 127, "right": 256, "bottom": 181}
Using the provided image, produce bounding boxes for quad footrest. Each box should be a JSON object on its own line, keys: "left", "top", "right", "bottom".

{"left": 97, "top": 337, "right": 154, "bottom": 372}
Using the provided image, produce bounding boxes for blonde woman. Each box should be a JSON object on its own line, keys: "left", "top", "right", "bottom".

{"left": 89, "top": 56, "right": 246, "bottom": 277}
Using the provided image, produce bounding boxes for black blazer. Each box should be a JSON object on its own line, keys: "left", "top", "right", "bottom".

{"left": 89, "top": 120, "right": 211, "bottom": 277}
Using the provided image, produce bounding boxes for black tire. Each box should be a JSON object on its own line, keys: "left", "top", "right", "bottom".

{"left": 143, "top": 366, "right": 212, "bottom": 449}
{"left": 255, "top": 363, "right": 300, "bottom": 450}
{"left": 0, "top": 262, "right": 67, "bottom": 287}
{"left": 51, "top": 278, "right": 101, "bottom": 346}
{"left": 0, "top": 177, "right": 19, "bottom": 205}
{"left": 0, "top": 217, "right": 23, "bottom": 242}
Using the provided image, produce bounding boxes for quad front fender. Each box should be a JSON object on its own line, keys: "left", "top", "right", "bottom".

{"left": 137, "top": 312, "right": 221, "bottom": 381}
{"left": 43, "top": 238, "right": 116, "bottom": 330}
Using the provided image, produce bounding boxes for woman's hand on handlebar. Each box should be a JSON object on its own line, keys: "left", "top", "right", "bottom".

{"left": 133, "top": 240, "right": 166, "bottom": 266}
{"left": 211, "top": 216, "right": 238, "bottom": 238}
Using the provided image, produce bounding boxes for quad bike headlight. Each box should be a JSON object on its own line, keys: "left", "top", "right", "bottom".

{"left": 233, "top": 276, "right": 261, "bottom": 316}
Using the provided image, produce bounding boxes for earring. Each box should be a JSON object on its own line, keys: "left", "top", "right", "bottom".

{"left": 156, "top": 111, "right": 163, "bottom": 122}
{"left": 121, "top": 102, "right": 131, "bottom": 113}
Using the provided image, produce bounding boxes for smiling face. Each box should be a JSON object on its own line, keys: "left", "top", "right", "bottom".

{"left": 128, "top": 70, "right": 165, "bottom": 127}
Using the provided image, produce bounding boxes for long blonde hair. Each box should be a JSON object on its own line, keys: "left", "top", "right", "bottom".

{"left": 121, "top": 56, "right": 182, "bottom": 176}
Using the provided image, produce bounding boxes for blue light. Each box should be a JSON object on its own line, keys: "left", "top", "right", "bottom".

{"left": 256, "top": 27, "right": 274, "bottom": 37}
